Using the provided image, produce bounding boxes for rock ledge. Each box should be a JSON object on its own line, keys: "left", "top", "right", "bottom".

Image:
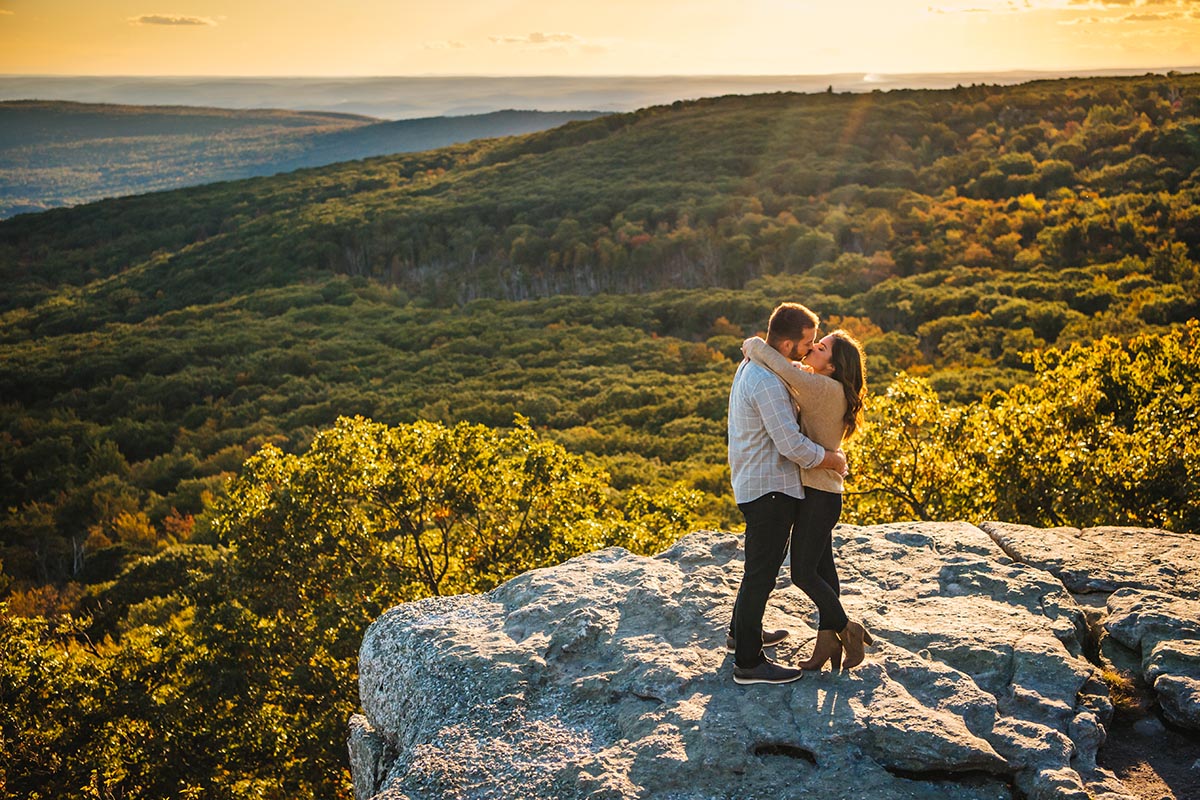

{"left": 349, "top": 522, "right": 1189, "bottom": 800}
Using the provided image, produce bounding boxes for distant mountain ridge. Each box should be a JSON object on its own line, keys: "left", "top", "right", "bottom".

{"left": 5, "top": 70, "right": 1197, "bottom": 119}
{"left": 3, "top": 73, "right": 1200, "bottom": 320}
{"left": 0, "top": 101, "right": 606, "bottom": 217}
{"left": 272, "top": 109, "right": 607, "bottom": 171}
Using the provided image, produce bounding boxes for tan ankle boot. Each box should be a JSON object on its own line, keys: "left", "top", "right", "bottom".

{"left": 838, "top": 620, "right": 874, "bottom": 669}
{"left": 798, "top": 629, "right": 843, "bottom": 671}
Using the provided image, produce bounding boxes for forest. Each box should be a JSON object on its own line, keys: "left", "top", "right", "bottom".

{"left": 1, "top": 73, "right": 1199, "bottom": 798}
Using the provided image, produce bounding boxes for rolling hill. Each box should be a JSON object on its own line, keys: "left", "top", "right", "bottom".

{"left": 1, "top": 72, "right": 1198, "bottom": 589}
{"left": 0, "top": 101, "right": 606, "bottom": 217}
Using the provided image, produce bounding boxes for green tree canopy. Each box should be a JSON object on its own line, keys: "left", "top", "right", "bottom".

{"left": 846, "top": 320, "right": 1200, "bottom": 531}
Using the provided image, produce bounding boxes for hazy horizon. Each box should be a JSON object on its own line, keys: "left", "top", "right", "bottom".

{"left": 4, "top": 68, "right": 1197, "bottom": 120}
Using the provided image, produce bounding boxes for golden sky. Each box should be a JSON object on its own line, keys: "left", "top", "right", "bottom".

{"left": 1, "top": 0, "right": 1199, "bottom": 76}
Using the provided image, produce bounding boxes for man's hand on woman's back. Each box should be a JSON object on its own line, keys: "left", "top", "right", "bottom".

{"left": 819, "top": 448, "right": 848, "bottom": 476}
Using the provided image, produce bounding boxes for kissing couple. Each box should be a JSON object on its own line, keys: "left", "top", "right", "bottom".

{"left": 726, "top": 302, "right": 873, "bottom": 685}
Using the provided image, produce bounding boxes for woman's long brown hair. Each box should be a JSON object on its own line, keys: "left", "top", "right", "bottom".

{"left": 828, "top": 330, "right": 867, "bottom": 438}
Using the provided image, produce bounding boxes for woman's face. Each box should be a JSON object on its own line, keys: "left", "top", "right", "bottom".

{"left": 804, "top": 333, "right": 837, "bottom": 376}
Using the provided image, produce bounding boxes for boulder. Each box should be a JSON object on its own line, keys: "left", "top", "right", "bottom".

{"left": 978, "top": 522, "right": 1200, "bottom": 734}
{"left": 353, "top": 523, "right": 1134, "bottom": 800}
{"left": 1106, "top": 590, "right": 1200, "bottom": 730}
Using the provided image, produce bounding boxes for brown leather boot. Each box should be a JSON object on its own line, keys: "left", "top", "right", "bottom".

{"left": 838, "top": 620, "right": 874, "bottom": 669}
{"left": 798, "top": 629, "right": 843, "bottom": 671}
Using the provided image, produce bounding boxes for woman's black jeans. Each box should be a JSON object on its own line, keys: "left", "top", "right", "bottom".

{"left": 791, "top": 488, "right": 848, "bottom": 633}
{"left": 730, "top": 489, "right": 848, "bottom": 668}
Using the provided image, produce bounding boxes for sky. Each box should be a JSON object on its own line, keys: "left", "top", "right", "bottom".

{"left": 1, "top": 0, "right": 1199, "bottom": 77}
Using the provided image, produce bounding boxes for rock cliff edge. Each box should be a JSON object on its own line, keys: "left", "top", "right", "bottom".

{"left": 350, "top": 521, "right": 1200, "bottom": 800}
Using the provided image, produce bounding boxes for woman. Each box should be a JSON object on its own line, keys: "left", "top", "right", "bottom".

{"left": 742, "top": 330, "right": 873, "bottom": 669}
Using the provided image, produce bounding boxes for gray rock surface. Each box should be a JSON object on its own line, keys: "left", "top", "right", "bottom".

{"left": 353, "top": 523, "right": 1135, "bottom": 800}
{"left": 979, "top": 522, "right": 1200, "bottom": 734}
{"left": 978, "top": 522, "right": 1200, "bottom": 599}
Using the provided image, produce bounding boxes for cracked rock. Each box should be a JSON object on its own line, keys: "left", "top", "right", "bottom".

{"left": 977, "top": 522, "right": 1200, "bottom": 600}
{"left": 1106, "top": 591, "right": 1200, "bottom": 730}
{"left": 352, "top": 524, "right": 1137, "bottom": 799}
{"left": 980, "top": 522, "right": 1200, "bottom": 736}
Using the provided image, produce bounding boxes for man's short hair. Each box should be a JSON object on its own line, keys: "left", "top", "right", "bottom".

{"left": 767, "top": 303, "right": 819, "bottom": 341}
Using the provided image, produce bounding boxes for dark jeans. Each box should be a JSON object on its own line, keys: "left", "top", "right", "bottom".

{"left": 730, "top": 492, "right": 798, "bottom": 668}
{"left": 791, "top": 488, "right": 848, "bottom": 633}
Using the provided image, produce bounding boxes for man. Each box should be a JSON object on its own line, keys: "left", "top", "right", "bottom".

{"left": 727, "top": 302, "right": 846, "bottom": 685}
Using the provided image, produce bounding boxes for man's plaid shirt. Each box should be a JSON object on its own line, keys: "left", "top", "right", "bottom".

{"left": 727, "top": 358, "right": 825, "bottom": 505}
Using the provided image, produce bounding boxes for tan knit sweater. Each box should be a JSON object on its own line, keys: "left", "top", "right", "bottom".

{"left": 744, "top": 337, "right": 848, "bottom": 493}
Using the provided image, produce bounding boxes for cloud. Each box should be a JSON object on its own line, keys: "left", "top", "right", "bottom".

{"left": 129, "top": 14, "right": 216, "bottom": 26}
{"left": 927, "top": 4, "right": 998, "bottom": 12}
{"left": 1058, "top": 0, "right": 1200, "bottom": 18}
{"left": 1067, "top": 0, "right": 1200, "bottom": 6}
{"left": 486, "top": 30, "right": 611, "bottom": 57}
{"left": 490, "top": 32, "right": 582, "bottom": 46}
{"left": 927, "top": 1, "right": 1037, "bottom": 13}
{"left": 424, "top": 40, "right": 468, "bottom": 50}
